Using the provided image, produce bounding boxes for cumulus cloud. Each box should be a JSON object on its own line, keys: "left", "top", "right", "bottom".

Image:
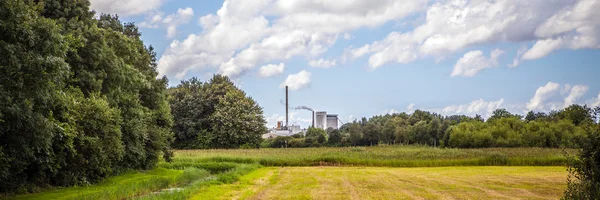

{"left": 345, "top": 0, "right": 600, "bottom": 69}
{"left": 523, "top": 0, "right": 600, "bottom": 60}
{"left": 90, "top": 0, "right": 164, "bottom": 16}
{"left": 526, "top": 82, "right": 560, "bottom": 111}
{"left": 451, "top": 49, "right": 504, "bottom": 77}
{"left": 563, "top": 85, "right": 589, "bottom": 108}
{"left": 440, "top": 98, "right": 505, "bottom": 118}
{"left": 407, "top": 103, "right": 415, "bottom": 111}
{"left": 139, "top": 7, "right": 194, "bottom": 38}
{"left": 589, "top": 93, "right": 600, "bottom": 107}
{"left": 308, "top": 59, "right": 337, "bottom": 68}
{"left": 258, "top": 63, "right": 285, "bottom": 78}
{"left": 508, "top": 46, "right": 528, "bottom": 67}
{"left": 280, "top": 70, "right": 311, "bottom": 91}
{"left": 157, "top": 0, "right": 425, "bottom": 79}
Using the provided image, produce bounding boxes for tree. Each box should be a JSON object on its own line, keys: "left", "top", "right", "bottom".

{"left": 488, "top": 108, "right": 522, "bottom": 122}
{"left": 169, "top": 75, "right": 267, "bottom": 149}
{"left": 363, "top": 122, "right": 380, "bottom": 146}
{"left": 168, "top": 78, "right": 209, "bottom": 148}
{"left": 558, "top": 105, "right": 594, "bottom": 126}
{"left": 306, "top": 127, "right": 327, "bottom": 144}
{"left": 381, "top": 120, "right": 396, "bottom": 144}
{"left": 564, "top": 126, "right": 600, "bottom": 199}
{"left": 348, "top": 123, "right": 363, "bottom": 146}
{"left": 525, "top": 111, "right": 548, "bottom": 122}
{"left": 1, "top": 0, "right": 173, "bottom": 192}
{"left": 327, "top": 128, "right": 342, "bottom": 145}
{"left": 210, "top": 89, "right": 267, "bottom": 148}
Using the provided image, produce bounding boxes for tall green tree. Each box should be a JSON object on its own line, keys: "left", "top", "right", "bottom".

{"left": 1, "top": 0, "right": 173, "bottom": 192}
{"left": 169, "top": 75, "right": 267, "bottom": 149}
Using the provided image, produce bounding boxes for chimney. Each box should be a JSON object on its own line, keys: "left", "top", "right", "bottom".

{"left": 285, "top": 86, "right": 288, "bottom": 128}
{"left": 312, "top": 111, "right": 315, "bottom": 128}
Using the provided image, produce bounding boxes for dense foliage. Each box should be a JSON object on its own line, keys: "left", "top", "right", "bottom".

{"left": 0, "top": 0, "right": 172, "bottom": 192}
{"left": 169, "top": 76, "right": 267, "bottom": 149}
{"left": 564, "top": 124, "right": 600, "bottom": 199}
{"left": 265, "top": 105, "right": 598, "bottom": 149}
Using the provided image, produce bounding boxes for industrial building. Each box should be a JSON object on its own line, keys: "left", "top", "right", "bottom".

{"left": 315, "top": 111, "right": 339, "bottom": 130}
{"left": 262, "top": 86, "right": 340, "bottom": 139}
{"left": 326, "top": 114, "right": 338, "bottom": 129}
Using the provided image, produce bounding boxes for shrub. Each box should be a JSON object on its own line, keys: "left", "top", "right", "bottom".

{"left": 564, "top": 126, "right": 600, "bottom": 199}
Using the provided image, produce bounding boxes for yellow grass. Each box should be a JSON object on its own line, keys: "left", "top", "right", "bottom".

{"left": 196, "top": 166, "right": 567, "bottom": 200}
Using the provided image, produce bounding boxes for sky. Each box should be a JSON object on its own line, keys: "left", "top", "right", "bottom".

{"left": 89, "top": 0, "right": 600, "bottom": 128}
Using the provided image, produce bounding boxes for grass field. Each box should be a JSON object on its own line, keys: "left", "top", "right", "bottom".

{"left": 175, "top": 146, "right": 574, "bottom": 167}
{"left": 192, "top": 166, "right": 568, "bottom": 200}
{"left": 7, "top": 146, "right": 573, "bottom": 199}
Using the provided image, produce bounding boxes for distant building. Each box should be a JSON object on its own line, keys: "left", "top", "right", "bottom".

{"left": 315, "top": 111, "right": 327, "bottom": 129}
{"left": 326, "top": 114, "right": 338, "bottom": 129}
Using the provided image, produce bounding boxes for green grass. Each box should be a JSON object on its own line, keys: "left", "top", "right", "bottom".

{"left": 7, "top": 168, "right": 209, "bottom": 200}
{"left": 7, "top": 145, "right": 574, "bottom": 199}
{"left": 175, "top": 145, "right": 574, "bottom": 167}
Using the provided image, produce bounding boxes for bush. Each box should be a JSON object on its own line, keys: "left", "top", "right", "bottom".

{"left": 564, "top": 126, "right": 600, "bottom": 199}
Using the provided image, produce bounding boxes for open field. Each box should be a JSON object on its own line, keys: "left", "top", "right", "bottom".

{"left": 175, "top": 146, "right": 574, "bottom": 167}
{"left": 192, "top": 166, "right": 568, "bottom": 200}
{"left": 6, "top": 146, "right": 572, "bottom": 199}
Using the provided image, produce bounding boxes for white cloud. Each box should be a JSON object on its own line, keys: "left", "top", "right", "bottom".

{"left": 343, "top": 33, "right": 353, "bottom": 40}
{"left": 139, "top": 7, "right": 195, "bottom": 38}
{"left": 440, "top": 98, "right": 505, "bottom": 118}
{"left": 308, "top": 59, "right": 337, "bottom": 68}
{"left": 508, "top": 46, "right": 528, "bottom": 67}
{"left": 563, "top": 85, "right": 589, "bottom": 108}
{"left": 561, "top": 84, "right": 572, "bottom": 95}
{"left": 280, "top": 70, "right": 311, "bottom": 91}
{"left": 381, "top": 109, "right": 400, "bottom": 115}
{"left": 258, "top": 63, "right": 285, "bottom": 78}
{"left": 522, "top": 38, "right": 564, "bottom": 60}
{"left": 90, "top": 0, "right": 165, "bottom": 16}
{"left": 526, "top": 82, "right": 560, "bottom": 111}
{"left": 407, "top": 103, "right": 415, "bottom": 110}
{"left": 345, "top": 0, "right": 600, "bottom": 69}
{"left": 157, "top": 0, "right": 425, "bottom": 79}
{"left": 451, "top": 49, "right": 504, "bottom": 77}
{"left": 589, "top": 93, "right": 600, "bottom": 107}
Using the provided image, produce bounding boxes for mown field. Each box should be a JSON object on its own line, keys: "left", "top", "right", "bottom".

{"left": 7, "top": 146, "right": 573, "bottom": 199}
{"left": 193, "top": 166, "right": 567, "bottom": 200}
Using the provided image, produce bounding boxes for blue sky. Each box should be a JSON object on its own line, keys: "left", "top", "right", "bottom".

{"left": 90, "top": 0, "right": 600, "bottom": 128}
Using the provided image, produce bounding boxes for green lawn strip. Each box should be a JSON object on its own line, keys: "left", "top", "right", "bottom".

{"left": 189, "top": 167, "right": 274, "bottom": 200}
{"left": 140, "top": 163, "right": 263, "bottom": 200}
{"left": 9, "top": 167, "right": 210, "bottom": 200}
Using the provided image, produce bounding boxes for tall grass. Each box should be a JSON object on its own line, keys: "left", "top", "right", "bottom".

{"left": 175, "top": 146, "right": 574, "bottom": 167}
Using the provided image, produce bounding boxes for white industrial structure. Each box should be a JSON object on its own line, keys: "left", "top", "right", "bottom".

{"left": 315, "top": 111, "right": 327, "bottom": 129}
{"left": 326, "top": 114, "right": 338, "bottom": 129}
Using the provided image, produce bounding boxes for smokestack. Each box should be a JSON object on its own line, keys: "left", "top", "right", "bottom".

{"left": 285, "top": 86, "right": 288, "bottom": 128}
{"left": 312, "top": 111, "right": 315, "bottom": 128}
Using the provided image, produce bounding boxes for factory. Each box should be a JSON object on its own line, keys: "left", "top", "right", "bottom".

{"left": 262, "top": 86, "right": 340, "bottom": 139}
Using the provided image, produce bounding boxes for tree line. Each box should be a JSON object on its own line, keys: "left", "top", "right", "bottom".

{"left": 263, "top": 105, "right": 600, "bottom": 149}
{"left": 0, "top": 0, "right": 268, "bottom": 193}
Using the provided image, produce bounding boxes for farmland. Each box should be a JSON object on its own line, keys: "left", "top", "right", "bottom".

{"left": 7, "top": 146, "right": 572, "bottom": 199}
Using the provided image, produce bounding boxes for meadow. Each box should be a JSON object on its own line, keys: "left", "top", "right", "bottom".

{"left": 7, "top": 146, "right": 573, "bottom": 199}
